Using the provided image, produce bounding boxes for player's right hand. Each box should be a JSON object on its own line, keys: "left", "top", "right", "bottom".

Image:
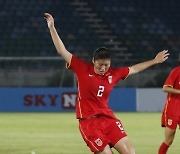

{"left": 44, "top": 13, "right": 54, "bottom": 29}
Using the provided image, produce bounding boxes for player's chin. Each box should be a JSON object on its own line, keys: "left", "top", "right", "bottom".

{"left": 99, "top": 72, "right": 105, "bottom": 75}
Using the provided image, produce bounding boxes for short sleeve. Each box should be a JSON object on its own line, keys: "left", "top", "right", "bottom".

{"left": 66, "top": 55, "right": 87, "bottom": 74}
{"left": 116, "top": 67, "right": 130, "bottom": 80}
{"left": 164, "top": 68, "right": 178, "bottom": 87}
{"left": 112, "top": 67, "right": 130, "bottom": 84}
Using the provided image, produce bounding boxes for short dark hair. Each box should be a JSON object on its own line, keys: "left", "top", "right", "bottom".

{"left": 93, "top": 47, "right": 111, "bottom": 60}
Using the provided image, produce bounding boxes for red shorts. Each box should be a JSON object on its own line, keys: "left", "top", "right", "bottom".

{"left": 161, "top": 113, "right": 180, "bottom": 129}
{"left": 79, "top": 116, "right": 127, "bottom": 152}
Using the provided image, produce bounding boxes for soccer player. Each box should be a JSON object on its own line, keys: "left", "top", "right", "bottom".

{"left": 44, "top": 13, "right": 169, "bottom": 154}
{"left": 158, "top": 61, "right": 180, "bottom": 154}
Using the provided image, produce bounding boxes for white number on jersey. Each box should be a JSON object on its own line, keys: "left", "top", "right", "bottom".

{"left": 116, "top": 121, "right": 124, "bottom": 131}
{"left": 97, "top": 86, "right": 105, "bottom": 97}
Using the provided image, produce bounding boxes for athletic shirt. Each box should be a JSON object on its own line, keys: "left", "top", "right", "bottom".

{"left": 67, "top": 55, "right": 129, "bottom": 119}
{"left": 164, "top": 66, "right": 180, "bottom": 116}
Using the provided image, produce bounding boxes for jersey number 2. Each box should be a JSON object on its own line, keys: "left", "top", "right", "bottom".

{"left": 97, "top": 86, "right": 104, "bottom": 97}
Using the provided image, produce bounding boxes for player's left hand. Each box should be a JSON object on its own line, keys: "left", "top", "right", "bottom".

{"left": 154, "top": 50, "right": 169, "bottom": 63}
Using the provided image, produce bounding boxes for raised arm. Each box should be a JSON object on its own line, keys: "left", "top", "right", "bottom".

{"left": 129, "top": 50, "right": 169, "bottom": 75}
{"left": 44, "top": 13, "right": 72, "bottom": 63}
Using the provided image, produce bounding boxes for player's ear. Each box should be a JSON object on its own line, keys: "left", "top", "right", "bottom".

{"left": 92, "top": 58, "right": 95, "bottom": 64}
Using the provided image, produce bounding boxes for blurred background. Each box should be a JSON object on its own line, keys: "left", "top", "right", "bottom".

{"left": 0, "top": 0, "right": 179, "bottom": 88}
{"left": 0, "top": 1, "right": 180, "bottom": 153}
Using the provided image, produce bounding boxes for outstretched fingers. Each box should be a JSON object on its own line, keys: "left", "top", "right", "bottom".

{"left": 155, "top": 50, "right": 169, "bottom": 63}
{"left": 162, "top": 50, "right": 169, "bottom": 61}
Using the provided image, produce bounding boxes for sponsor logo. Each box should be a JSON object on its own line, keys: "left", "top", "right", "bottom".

{"left": 23, "top": 94, "right": 59, "bottom": 106}
{"left": 95, "top": 138, "right": 103, "bottom": 146}
{"left": 23, "top": 93, "right": 77, "bottom": 109}
{"left": 62, "top": 93, "right": 77, "bottom": 109}
{"left": 168, "top": 119, "right": 173, "bottom": 126}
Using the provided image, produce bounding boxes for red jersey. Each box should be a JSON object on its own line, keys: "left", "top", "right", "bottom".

{"left": 163, "top": 66, "right": 180, "bottom": 116}
{"left": 67, "top": 55, "right": 129, "bottom": 119}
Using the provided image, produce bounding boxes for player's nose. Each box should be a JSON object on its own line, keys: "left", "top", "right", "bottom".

{"left": 100, "top": 66, "right": 105, "bottom": 71}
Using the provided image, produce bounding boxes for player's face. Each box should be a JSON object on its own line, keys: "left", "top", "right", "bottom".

{"left": 93, "top": 59, "right": 111, "bottom": 75}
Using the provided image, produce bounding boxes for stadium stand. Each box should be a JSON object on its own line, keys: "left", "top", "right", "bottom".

{"left": 0, "top": 0, "right": 179, "bottom": 70}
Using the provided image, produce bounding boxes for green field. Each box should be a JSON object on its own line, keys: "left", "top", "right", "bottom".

{"left": 0, "top": 112, "right": 179, "bottom": 154}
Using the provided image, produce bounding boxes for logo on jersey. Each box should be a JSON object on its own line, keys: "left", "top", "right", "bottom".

{"left": 88, "top": 74, "right": 93, "bottom": 77}
{"left": 95, "top": 138, "right": 103, "bottom": 146}
{"left": 168, "top": 119, "right": 172, "bottom": 126}
{"left": 108, "top": 76, "right": 112, "bottom": 83}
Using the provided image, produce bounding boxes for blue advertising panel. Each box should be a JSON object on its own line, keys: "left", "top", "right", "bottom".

{"left": 109, "top": 88, "right": 136, "bottom": 111}
{"left": 0, "top": 88, "right": 136, "bottom": 112}
{"left": 0, "top": 88, "right": 77, "bottom": 112}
